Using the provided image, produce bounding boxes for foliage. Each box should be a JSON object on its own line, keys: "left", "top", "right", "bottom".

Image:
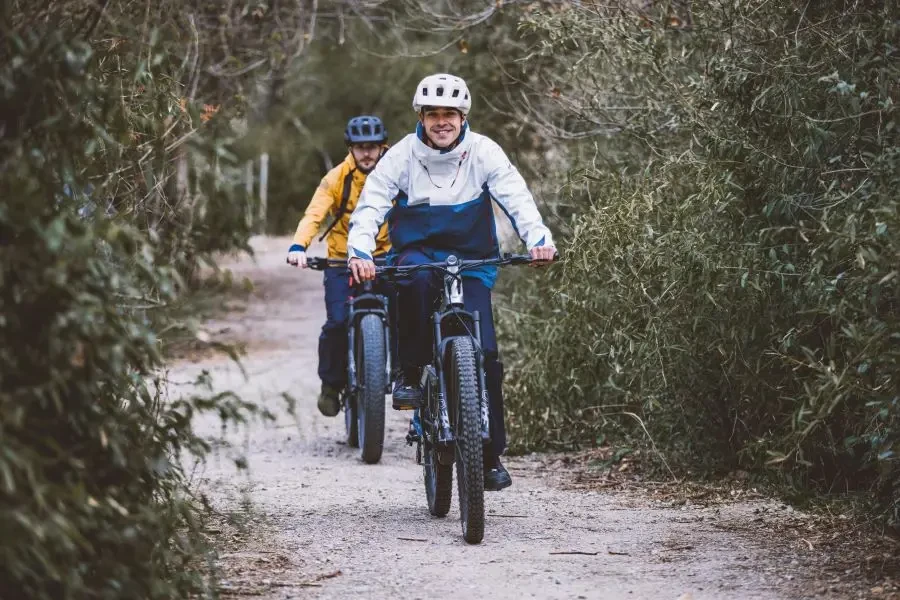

{"left": 497, "top": 0, "right": 900, "bottom": 525}
{"left": 0, "top": 1, "right": 274, "bottom": 597}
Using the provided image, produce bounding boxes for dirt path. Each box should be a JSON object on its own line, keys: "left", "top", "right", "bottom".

{"left": 171, "top": 236, "right": 886, "bottom": 600}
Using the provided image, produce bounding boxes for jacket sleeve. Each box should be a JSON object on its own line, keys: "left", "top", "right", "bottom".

{"left": 483, "top": 139, "right": 554, "bottom": 250}
{"left": 347, "top": 144, "right": 404, "bottom": 260}
{"left": 292, "top": 169, "right": 340, "bottom": 250}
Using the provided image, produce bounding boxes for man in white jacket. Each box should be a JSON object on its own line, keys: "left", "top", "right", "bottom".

{"left": 347, "top": 73, "right": 556, "bottom": 490}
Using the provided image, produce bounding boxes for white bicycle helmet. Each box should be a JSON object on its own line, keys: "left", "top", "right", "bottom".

{"left": 412, "top": 73, "right": 472, "bottom": 114}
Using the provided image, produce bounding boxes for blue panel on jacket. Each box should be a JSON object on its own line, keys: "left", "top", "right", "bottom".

{"left": 388, "top": 191, "right": 499, "bottom": 258}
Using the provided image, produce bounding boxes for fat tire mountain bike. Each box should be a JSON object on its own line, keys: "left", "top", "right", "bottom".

{"left": 377, "top": 253, "right": 539, "bottom": 544}
{"left": 308, "top": 257, "right": 392, "bottom": 464}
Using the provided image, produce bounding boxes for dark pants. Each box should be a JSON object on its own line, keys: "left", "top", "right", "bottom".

{"left": 395, "top": 249, "right": 507, "bottom": 460}
{"left": 319, "top": 267, "right": 352, "bottom": 389}
{"left": 319, "top": 267, "right": 397, "bottom": 389}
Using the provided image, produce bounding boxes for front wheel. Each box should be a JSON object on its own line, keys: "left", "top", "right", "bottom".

{"left": 357, "top": 314, "right": 386, "bottom": 464}
{"left": 448, "top": 336, "right": 484, "bottom": 544}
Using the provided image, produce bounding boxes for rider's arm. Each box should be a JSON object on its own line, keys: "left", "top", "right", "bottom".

{"left": 482, "top": 139, "right": 555, "bottom": 250}
{"left": 291, "top": 169, "right": 340, "bottom": 251}
{"left": 347, "top": 144, "right": 404, "bottom": 260}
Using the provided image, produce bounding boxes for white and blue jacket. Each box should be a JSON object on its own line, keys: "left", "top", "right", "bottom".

{"left": 347, "top": 123, "right": 554, "bottom": 288}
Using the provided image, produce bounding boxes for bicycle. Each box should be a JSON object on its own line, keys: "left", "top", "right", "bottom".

{"left": 307, "top": 257, "right": 393, "bottom": 464}
{"left": 369, "top": 252, "right": 546, "bottom": 544}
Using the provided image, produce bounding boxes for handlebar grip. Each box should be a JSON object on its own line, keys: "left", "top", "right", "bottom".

{"left": 306, "top": 257, "right": 329, "bottom": 270}
{"left": 499, "top": 251, "right": 561, "bottom": 265}
{"left": 306, "top": 257, "right": 388, "bottom": 271}
{"left": 507, "top": 255, "right": 533, "bottom": 265}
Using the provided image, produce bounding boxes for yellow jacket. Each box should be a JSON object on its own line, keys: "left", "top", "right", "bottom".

{"left": 291, "top": 152, "right": 391, "bottom": 258}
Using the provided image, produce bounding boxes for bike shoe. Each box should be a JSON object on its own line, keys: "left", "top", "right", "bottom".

{"left": 317, "top": 384, "right": 341, "bottom": 417}
{"left": 392, "top": 371, "right": 423, "bottom": 410}
{"left": 484, "top": 457, "right": 512, "bottom": 491}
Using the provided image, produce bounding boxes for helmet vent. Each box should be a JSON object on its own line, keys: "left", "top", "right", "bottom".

{"left": 345, "top": 115, "right": 387, "bottom": 143}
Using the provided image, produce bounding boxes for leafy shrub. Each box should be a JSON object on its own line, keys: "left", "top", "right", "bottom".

{"left": 0, "top": 4, "right": 258, "bottom": 597}
{"left": 499, "top": 0, "right": 899, "bottom": 524}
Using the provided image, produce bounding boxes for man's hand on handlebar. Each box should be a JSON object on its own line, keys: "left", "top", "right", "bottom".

{"left": 286, "top": 250, "right": 308, "bottom": 268}
{"left": 349, "top": 256, "right": 376, "bottom": 282}
{"left": 529, "top": 245, "right": 557, "bottom": 265}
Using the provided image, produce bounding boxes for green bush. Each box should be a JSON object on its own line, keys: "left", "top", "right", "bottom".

{"left": 1, "top": 215, "right": 201, "bottom": 599}
{"left": 499, "top": 0, "right": 899, "bottom": 524}
{"left": 0, "top": 5, "right": 258, "bottom": 597}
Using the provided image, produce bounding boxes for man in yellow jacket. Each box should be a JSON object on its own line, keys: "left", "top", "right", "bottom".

{"left": 287, "top": 115, "right": 391, "bottom": 416}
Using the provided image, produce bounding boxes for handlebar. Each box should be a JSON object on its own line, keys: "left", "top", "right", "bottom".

{"left": 307, "top": 252, "right": 559, "bottom": 278}
{"left": 306, "top": 256, "right": 388, "bottom": 271}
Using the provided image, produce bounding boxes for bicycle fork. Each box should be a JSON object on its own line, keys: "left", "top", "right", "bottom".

{"left": 429, "top": 312, "right": 491, "bottom": 445}
{"left": 432, "top": 313, "right": 454, "bottom": 444}
{"left": 473, "top": 309, "right": 491, "bottom": 444}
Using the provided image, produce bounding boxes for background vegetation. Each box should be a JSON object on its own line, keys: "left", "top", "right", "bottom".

{"left": 0, "top": 0, "right": 333, "bottom": 596}
{"left": 491, "top": 0, "right": 900, "bottom": 530}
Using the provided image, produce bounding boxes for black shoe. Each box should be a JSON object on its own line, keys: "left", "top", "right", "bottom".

{"left": 317, "top": 384, "right": 341, "bottom": 417}
{"left": 392, "top": 370, "right": 423, "bottom": 410}
{"left": 484, "top": 456, "right": 512, "bottom": 491}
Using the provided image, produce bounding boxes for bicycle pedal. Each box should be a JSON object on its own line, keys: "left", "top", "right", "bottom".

{"left": 405, "top": 432, "right": 421, "bottom": 446}
{"left": 392, "top": 402, "right": 420, "bottom": 411}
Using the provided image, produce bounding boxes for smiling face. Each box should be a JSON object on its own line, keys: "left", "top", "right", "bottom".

{"left": 349, "top": 142, "right": 382, "bottom": 172}
{"left": 419, "top": 107, "right": 465, "bottom": 149}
